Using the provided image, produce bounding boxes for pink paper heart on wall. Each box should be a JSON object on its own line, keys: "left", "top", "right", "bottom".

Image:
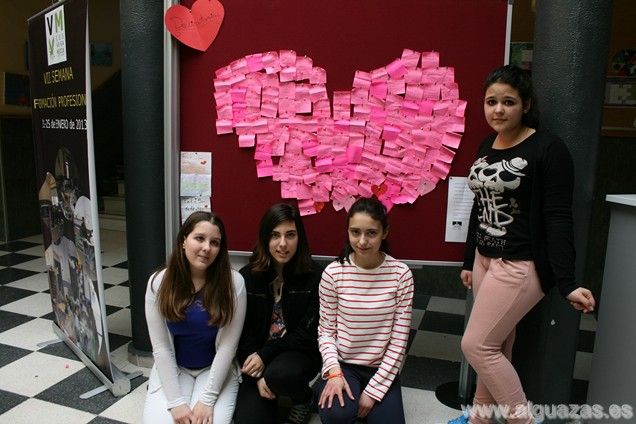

{"left": 213, "top": 49, "right": 466, "bottom": 215}
{"left": 165, "top": 0, "right": 224, "bottom": 51}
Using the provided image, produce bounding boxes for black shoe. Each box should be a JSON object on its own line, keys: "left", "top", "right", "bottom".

{"left": 284, "top": 401, "right": 311, "bottom": 424}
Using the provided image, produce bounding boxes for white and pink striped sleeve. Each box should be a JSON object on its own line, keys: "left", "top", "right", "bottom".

{"left": 318, "top": 266, "right": 340, "bottom": 378}
{"left": 363, "top": 267, "right": 414, "bottom": 401}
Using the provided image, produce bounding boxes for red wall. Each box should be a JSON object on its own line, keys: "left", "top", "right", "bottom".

{"left": 179, "top": 0, "right": 507, "bottom": 261}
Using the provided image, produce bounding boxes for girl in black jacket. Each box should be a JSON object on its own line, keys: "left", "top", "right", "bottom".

{"left": 234, "top": 203, "right": 323, "bottom": 424}
{"left": 452, "top": 65, "right": 595, "bottom": 424}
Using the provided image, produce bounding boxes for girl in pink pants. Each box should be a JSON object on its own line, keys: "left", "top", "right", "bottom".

{"left": 454, "top": 65, "right": 596, "bottom": 424}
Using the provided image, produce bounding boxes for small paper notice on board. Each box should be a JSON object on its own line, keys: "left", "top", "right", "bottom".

{"left": 180, "top": 196, "right": 211, "bottom": 224}
{"left": 445, "top": 176, "right": 474, "bottom": 243}
{"left": 180, "top": 152, "right": 212, "bottom": 223}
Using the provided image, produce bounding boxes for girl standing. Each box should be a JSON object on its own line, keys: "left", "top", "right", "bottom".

{"left": 318, "top": 197, "right": 413, "bottom": 424}
{"left": 143, "top": 211, "right": 246, "bottom": 424}
{"left": 456, "top": 65, "right": 595, "bottom": 424}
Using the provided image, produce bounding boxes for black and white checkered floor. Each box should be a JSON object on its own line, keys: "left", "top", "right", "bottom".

{"left": 0, "top": 230, "right": 597, "bottom": 423}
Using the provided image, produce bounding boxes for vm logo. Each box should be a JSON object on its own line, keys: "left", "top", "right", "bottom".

{"left": 45, "top": 5, "right": 67, "bottom": 66}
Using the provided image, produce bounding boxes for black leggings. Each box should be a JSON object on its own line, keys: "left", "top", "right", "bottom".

{"left": 233, "top": 350, "right": 319, "bottom": 424}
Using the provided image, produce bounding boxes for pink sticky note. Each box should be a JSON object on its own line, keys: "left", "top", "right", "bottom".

{"left": 401, "top": 48, "right": 421, "bottom": 69}
{"left": 419, "top": 100, "right": 434, "bottom": 116}
{"left": 280, "top": 66, "right": 296, "bottom": 82}
{"left": 405, "top": 85, "right": 424, "bottom": 101}
{"left": 303, "top": 139, "right": 320, "bottom": 157}
{"left": 455, "top": 100, "right": 467, "bottom": 117}
{"left": 353, "top": 71, "right": 372, "bottom": 89}
{"left": 333, "top": 91, "right": 351, "bottom": 105}
{"left": 214, "top": 90, "right": 232, "bottom": 106}
{"left": 405, "top": 68, "right": 423, "bottom": 84}
{"left": 441, "top": 132, "right": 462, "bottom": 149}
{"left": 422, "top": 84, "right": 440, "bottom": 100}
{"left": 370, "top": 67, "right": 388, "bottom": 81}
{"left": 430, "top": 161, "right": 450, "bottom": 179}
{"left": 312, "top": 186, "right": 330, "bottom": 202}
{"left": 418, "top": 179, "right": 437, "bottom": 195}
{"left": 421, "top": 51, "right": 440, "bottom": 69}
{"left": 215, "top": 65, "right": 232, "bottom": 79}
{"left": 353, "top": 104, "right": 371, "bottom": 120}
{"left": 347, "top": 145, "right": 363, "bottom": 163}
{"left": 216, "top": 119, "right": 233, "bottom": 134}
{"left": 279, "top": 50, "right": 297, "bottom": 66}
{"left": 370, "top": 81, "right": 388, "bottom": 99}
{"left": 387, "top": 79, "right": 405, "bottom": 95}
{"left": 230, "top": 57, "right": 248, "bottom": 74}
{"left": 357, "top": 181, "right": 373, "bottom": 197}
{"left": 230, "top": 87, "right": 247, "bottom": 103}
{"left": 279, "top": 82, "right": 296, "bottom": 99}
{"left": 296, "top": 56, "right": 313, "bottom": 80}
{"left": 310, "top": 67, "right": 327, "bottom": 84}
{"left": 315, "top": 157, "right": 333, "bottom": 173}
{"left": 298, "top": 199, "right": 317, "bottom": 216}
{"left": 262, "top": 51, "right": 280, "bottom": 70}
{"left": 351, "top": 87, "right": 369, "bottom": 105}
{"left": 367, "top": 113, "right": 385, "bottom": 131}
{"left": 296, "top": 99, "right": 312, "bottom": 114}
{"left": 302, "top": 171, "right": 318, "bottom": 185}
{"left": 382, "top": 124, "right": 400, "bottom": 141}
{"left": 423, "top": 132, "right": 442, "bottom": 148}
{"left": 441, "top": 82, "right": 459, "bottom": 100}
{"left": 254, "top": 142, "right": 272, "bottom": 161}
{"left": 401, "top": 101, "right": 419, "bottom": 117}
{"left": 246, "top": 53, "right": 264, "bottom": 72}
{"left": 449, "top": 122, "right": 465, "bottom": 133}
{"left": 260, "top": 101, "right": 278, "bottom": 118}
{"left": 216, "top": 104, "right": 233, "bottom": 120}
{"left": 238, "top": 134, "right": 255, "bottom": 147}
{"left": 309, "top": 85, "right": 328, "bottom": 102}
{"left": 438, "top": 145, "right": 456, "bottom": 163}
{"left": 386, "top": 58, "right": 407, "bottom": 79}
{"left": 256, "top": 159, "right": 273, "bottom": 177}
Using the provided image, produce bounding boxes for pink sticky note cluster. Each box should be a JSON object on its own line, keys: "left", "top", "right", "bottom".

{"left": 213, "top": 49, "right": 466, "bottom": 215}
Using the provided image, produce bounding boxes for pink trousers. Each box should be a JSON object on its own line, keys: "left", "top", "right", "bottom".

{"left": 461, "top": 251, "right": 544, "bottom": 424}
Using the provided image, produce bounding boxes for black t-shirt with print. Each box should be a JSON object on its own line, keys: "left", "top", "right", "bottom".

{"left": 468, "top": 133, "right": 539, "bottom": 260}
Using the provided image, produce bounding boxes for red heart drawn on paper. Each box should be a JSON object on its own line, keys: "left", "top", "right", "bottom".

{"left": 165, "top": 0, "right": 224, "bottom": 51}
{"left": 371, "top": 183, "right": 388, "bottom": 198}
{"left": 213, "top": 49, "right": 465, "bottom": 215}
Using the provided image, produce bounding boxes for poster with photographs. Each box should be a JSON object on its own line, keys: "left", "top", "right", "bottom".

{"left": 28, "top": 0, "right": 113, "bottom": 380}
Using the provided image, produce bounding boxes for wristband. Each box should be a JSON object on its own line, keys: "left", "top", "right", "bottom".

{"left": 327, "top": 372, "right": 343, "bottom": 380}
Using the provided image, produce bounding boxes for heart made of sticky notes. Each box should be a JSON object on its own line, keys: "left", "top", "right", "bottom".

{"left": 165, "top": 0, "right": 224, "bottom": 51}
{"left": 213, "top": 49, "right": 466, "bottom": 215}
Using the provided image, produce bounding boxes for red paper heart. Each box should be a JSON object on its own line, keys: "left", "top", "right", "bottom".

{"left": 165, "top": 0, "right": 224, "bottom": 51}
{"left": 314, "top": 202, "right": 325, "bottom": 213}
{"left": 371, "top": 183, "right": 388, "bottom": 197}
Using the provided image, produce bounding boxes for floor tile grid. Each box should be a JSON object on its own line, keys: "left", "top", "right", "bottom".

{"left": 0, "top": 231, "right": 596, "bottom": 423}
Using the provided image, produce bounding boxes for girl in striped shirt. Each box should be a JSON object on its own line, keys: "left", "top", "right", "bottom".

{"left": 318, "top": 197, "right": 414, "bottom": 424}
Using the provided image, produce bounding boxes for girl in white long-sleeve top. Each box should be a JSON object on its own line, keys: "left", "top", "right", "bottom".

{"left": 143, "top": 211, "right": 247, "bottom": 424}
{"left": 317, "top": 197, "right": 413, "bottom": 424}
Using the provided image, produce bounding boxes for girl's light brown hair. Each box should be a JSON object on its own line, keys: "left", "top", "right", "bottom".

{"left": 157, "top": 211, "right": 235, "bottom": 327}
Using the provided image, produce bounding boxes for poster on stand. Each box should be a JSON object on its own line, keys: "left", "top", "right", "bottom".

{"left": 28, "top": 0, "right": 113, "bottom": 381}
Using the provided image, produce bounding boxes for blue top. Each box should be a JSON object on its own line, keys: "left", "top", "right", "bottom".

{"left": 167, "top": 291, "right": 218, "bottom": 369}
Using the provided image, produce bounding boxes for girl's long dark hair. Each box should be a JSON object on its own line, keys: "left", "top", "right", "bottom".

{"left": 157, "top": 211, "right": 235, "bottom": 327}
{"left": 337, "top": 196, "right": 390, "bottom": 264}
{"left": 250, "top": 203, "right": 313, "bottom": 274}
{"left": 484, "top": 64, "right": 540, "bottom": 129}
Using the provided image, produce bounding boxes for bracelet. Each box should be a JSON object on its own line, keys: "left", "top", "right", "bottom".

{"left": 327, "top": 372, "right": 343, "bottom": 380}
